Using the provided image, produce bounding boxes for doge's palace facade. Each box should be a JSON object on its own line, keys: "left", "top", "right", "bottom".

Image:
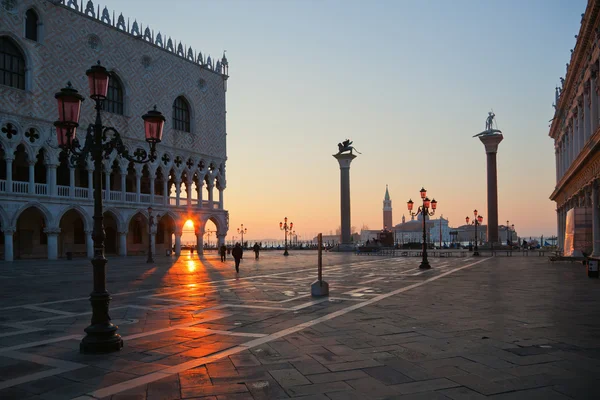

{"left": 0, "top": 0, "right": 229, "bottom": 261}
{"left": 550, "top": 0, "right": 600, "bottom": 257}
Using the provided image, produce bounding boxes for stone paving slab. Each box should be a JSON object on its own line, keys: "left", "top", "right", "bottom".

{"left": 1, "top": 252, "right": 600, "bottom": 399}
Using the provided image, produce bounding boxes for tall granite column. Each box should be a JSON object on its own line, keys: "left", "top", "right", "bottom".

{"left": 333, "top": 153, "right": 357, "bottom": 249}
{"left": 479, "top": 134, "right": 503, "bottom": 244}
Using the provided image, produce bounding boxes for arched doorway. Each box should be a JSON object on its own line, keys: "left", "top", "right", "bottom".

{"left": 204, "top": 218, "right": 218, "bottom": 250}
{"left": 15, "top": 206, "right": 47, "bottom": 259}
{"left": 103, "top": 211, "right": 119, "bottom": 255}
{"left": 59, "top": 209, "right": 86, "bottom": 258}
{"left": 127, "top": 212, "right": 147, "bottom": 256}
{"left": 156, "top": 213, "right": 175, "bottom": 255}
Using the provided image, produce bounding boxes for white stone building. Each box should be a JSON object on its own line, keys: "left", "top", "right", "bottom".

{"left": 549, "top": 0, "right": 600, "bottom": 257}
{"left": 0, "top": 0, "right": 229, "bottom": 261}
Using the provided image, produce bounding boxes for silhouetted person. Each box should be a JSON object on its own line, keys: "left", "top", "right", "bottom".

{"left": 232, "top": 243, "right": 243, "bottom": 273}
{"left": 522, "top": 239, "right": 528, "bottom": 250}
{"left": 253, "top": 242, "right": 260, "bottom": 259}
{"left": 219, "top": 244, "right": 227, "bottom": 262}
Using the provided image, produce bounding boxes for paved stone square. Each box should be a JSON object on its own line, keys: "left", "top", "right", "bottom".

{"left": 1, "top": 251, "right": 599, "bottom": 399}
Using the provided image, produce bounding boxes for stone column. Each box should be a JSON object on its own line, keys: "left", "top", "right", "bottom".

{"left": 163, "top": 179, "right": 169, "bottom": 206}
{"left": 565, "top": 136, "right": 570, "bottom": 173}
{"left": 207, "top": 183, "right": 214, "bottom": 208}
{"left": 578, "top": 98, "right": 585, "bottom": 152}
{"left": 592, "top": 180, "right": 600, "bottom": 257}
{"left": 219, "top": 188, "right": 224, "bottom": 209}
{"left": 217, "top": 233, "right": 226, "bottom": 248}
{"left": 45, "top": 229, "right": 59, "bottom": 260}
{"left": 186, "top": 178, "right": 193, "bottom": 206}
{"left": 196, "top": 231, "right": 204, "bottom": 255}
{"left": 5, "top": 157, "right": 13, "bottom": 193}
{"left": 584, "top": 89, "right": 591, "bottom": 149}
{"left": 174, "top": 230, "right": 182, "bottom": 256}
{"left": 120, "top": 172, "right": 126, "bottom": 202}
{"left": 87, "top": 169, "right": 93, "bottom": 199}
{"left": 555, "top": 148, "right": 559, "bottom": 183}
{"left": 69, "top": 167, "right": 75, "bottom": 197}
{"left": 135, "top": 170, "right": 141, "bottom": 203}
{"left": 333, "top": 153, "right": 357, "bottom": 247}
{"left": 593, "top": 71, "right": 600, "bottom": 134}
{"left": 118, "top": 232, "right": 127, "bottom": 256}
{"left": 3, "top": 229, "right": 14, "bottom": 262}
{"left": 150, "top": 175, "right": 155, "bottom": 204}
{"left": 175, "top": 179, "right": 182, "bottom": 207}
{"left": 150, "top": 233, "right": 156, "bottom": 257}
{"left": 197, "top": 182, "right": 204, "bottom": 208}
{"left": 478, "top": 134, "right": 504, "bottom": 244}
{"left": 28, "top": 161, "right": 35, "bottom": 194}
{"left": 46, "top": 164, "right": 57, "bottom": 197}
{"left": 85, "top": 230, "right": 93, "bottom": 259}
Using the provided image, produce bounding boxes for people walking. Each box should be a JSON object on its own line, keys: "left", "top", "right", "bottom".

{"left": 253, "top": 242, "right": 260, "bottom": 259}
{"left": 232, "top": 243, "right": 243, "bottom": 273}
{"left": 219, "top": 244, "right": 227, "bottom": 262}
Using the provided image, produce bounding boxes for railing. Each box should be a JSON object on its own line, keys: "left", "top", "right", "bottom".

{"left": 109, "top": 192, "right": 122, "bottom": 201}
{"left": 35, "top": 183, "right": 48, "bottom": 195}
{"left": 2, "top": 181, "right": 225, "bottom": 212}
{"left": 58, "top": 185, "right": 70, "bottom": 197}
{"left": 75, "top": 187, "right": 89, "bottom": 199}
{"left": 13, "top": 181, "right": 29, "bottom": 193}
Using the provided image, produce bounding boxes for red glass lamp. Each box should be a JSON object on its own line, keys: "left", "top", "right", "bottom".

{"left": 142, "top": 106, "right": 165, "bottom": 144}
{"left": 54, "top": 82, "right": 84, "bottom": 147}
{"left": 86, "top": 62, "right": 110, "bottom": 100}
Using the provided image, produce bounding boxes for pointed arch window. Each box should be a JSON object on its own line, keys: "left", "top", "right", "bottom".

{"left": 25, "top": 9, "right": 39, "bottom": 41}
{"left": 102, "top": 73, "right": 124, "bottom": 115}
{"left": 172, "top": 96, "right": 190, "bottom": 132}
{"left": 0, "top": 37, "right": 26, "bottom": 90}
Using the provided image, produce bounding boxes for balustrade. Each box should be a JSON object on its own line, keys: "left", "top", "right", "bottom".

{"left": 13, "top": 181, "right": 29, "bottom": 193}
{"left": 0, "top": 180, "right": 5, "bottom": 192}
{"left": 140, "top": 194, "right": 151, "bottom": 203}
{"left": 35, "top": 183, "right": 48, "bottom": 195}
{"left": 109, "top": 192, "right": 122, "bottom": 201}
{"left": 58, "top": 185, "right": 70, "bottom": 197}
{"left": 125, "top": 193, "right": 137, "bottom": 202}
{"left": 74, "top": 187, "right": 89, "bottom": 199}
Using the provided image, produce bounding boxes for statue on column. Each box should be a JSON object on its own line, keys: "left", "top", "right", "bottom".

{"left": 473, "top": 111, "right": 503, "bottom": 137}
{"left": 336, "top": 139, "right": 362, "bottom": 155}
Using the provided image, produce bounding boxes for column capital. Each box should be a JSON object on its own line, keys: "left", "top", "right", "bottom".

{"left": 478, "top": 133, "right": 504, "bottom": 154}
{"left": 333, "top": 153, "right": 357, "bottom": 169}
{"left": 43, "top": 228, "right": 61, "bottom": 235}
{"left": 2, "top": 227, "right": 16, "bottom": 234}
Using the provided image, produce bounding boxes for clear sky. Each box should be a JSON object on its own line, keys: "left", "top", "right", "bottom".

{"left": 103, "top": 0, "right": 585, "bottom": 241}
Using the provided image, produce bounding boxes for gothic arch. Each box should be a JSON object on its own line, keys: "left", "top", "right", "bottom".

{"left": 103, "top": 207, "right": 125, "bottom": 232}
{"left": 124, "top": 208, "right": 150, "bottom": 229}
{"left": 200, "top": 214, "right": 226, "bottom": 235}
{"left": 55, "top": 205, "right": 92, "bottom": 231}
{"left": 11, "top": 202, "right": 53, "bottom": 228}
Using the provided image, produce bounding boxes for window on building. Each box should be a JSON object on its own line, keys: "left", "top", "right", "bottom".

{"left": 102, "top": 73, "right": 124, "bottom": 115}
{"left": 25, "top": 9, "right": 39, "bottom": 41}
{"left": 0, "top": 37, "right": 26, "bottom": 89}
{"left": 172, "top": 96, "right": 190, "bottom": 132}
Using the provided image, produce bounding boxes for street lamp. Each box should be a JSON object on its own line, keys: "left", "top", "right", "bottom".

{"left": 54, "top": 62, "right": 165, "bottom": 354}
{"left": 237, "top": 224, "right": 247, "bottom": 248}
{"left": 279, "top": 217, "right": 293, "bottom": 256}
{"left": 205, "top": 229, "right": 216, "bottom": 248}
{"left": 407, "top": 188, "right": 437, "bottom": 269}
{"left": 146, "top": 207, "right": 157, "bottom": 263}
{"left": 466, "top": 210, "right": 484, "bottom": 256}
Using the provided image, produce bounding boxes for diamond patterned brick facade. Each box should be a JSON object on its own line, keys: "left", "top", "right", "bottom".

{"left": 0, "top": 0, "right": 230, "bottom": 260}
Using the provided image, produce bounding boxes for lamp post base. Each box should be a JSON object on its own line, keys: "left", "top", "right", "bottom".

{"left": 419, "top": 261, "right": 431, "bottom": 269}
{"left": 473, "top": 251, "right": 480, "bottom": 256}
{"left": 283, "top": 250, "right": 289, "bottom": 256}
{"left": 146, "top": 255, "right": 154, "bottom": 263}
{"left": 80, "top": 291, "right": 123, "bottom": 354}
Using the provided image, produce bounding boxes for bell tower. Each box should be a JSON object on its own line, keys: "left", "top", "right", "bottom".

{"left": 383, "top": 185, "right": 393, "bottom": 229}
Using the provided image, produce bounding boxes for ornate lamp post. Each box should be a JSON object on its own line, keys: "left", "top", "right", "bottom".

{"left": 146, "top": 207, "right": 156, "bottom": 263}
{"left": 54, "top": 62, "right": 165, "bottom": 354}
{"left": 237, "top": 224, "right": 247, "bottom": 248}
{"left": 407, "top": 188, "right": 437, "bottom": 269}
{"left": 466, "top": 210, "right": 484, "bottom": 256}
{"left": 279, "top": 217, "right": 293, "bottom": 256}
